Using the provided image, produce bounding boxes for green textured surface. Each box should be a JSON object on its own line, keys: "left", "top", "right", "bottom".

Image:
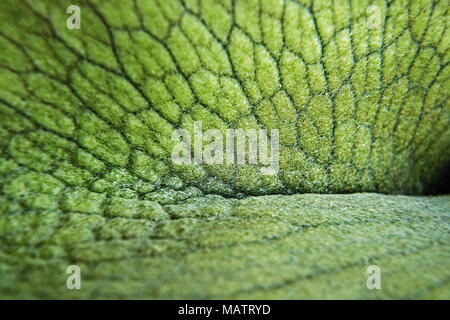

{"left": 1, "top": 193, "right": 450, "bottom": 299}
{"left": 0, "top": 0, "right": 449, "bottom": 299}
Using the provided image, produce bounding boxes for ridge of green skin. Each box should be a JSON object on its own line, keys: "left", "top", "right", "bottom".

{"left": 0, "top": 0, "right": 449, "bottom": 299}
{"left": 0, "top": 0, "right": 448, "bottom": 197}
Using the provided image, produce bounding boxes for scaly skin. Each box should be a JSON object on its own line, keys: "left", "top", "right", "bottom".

{"left": 0, "top": 0, "right": 449, "bottom": 299}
